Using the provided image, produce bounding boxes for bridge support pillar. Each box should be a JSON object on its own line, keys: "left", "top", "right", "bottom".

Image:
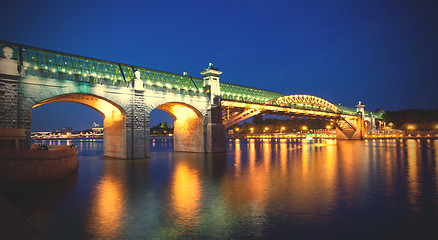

{"left": 202, "top": 63, "right": 226, "bottom": 153}
{"left": 205, "top": 97, "right": 226, "bottom": 153}
{"left": 0, "top": 46, "right": 31, "bottom": 147}
{"left": 125, "top": 88, "right": 149, "bottom": 159}
{"left": 336, "top": 117, "right": 365, "bottom": 140}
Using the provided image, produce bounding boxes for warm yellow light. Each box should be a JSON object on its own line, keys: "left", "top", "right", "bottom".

{"left": 281, "top": 127, "right": 285, "bottom": 130}
{"left": 264, "top": 127, "right": 269, "bottom": 131}
{"left": 235, "top": 128, "right": 239, "bottom": 132}
{"left": 90, "top": 176, "right": 126, "bottom": 238}
{"left": 407, "top": 125, "right": 415, "bottom": 130}
{"left": 250, "top": 127, "right": 254, "bottom": 131}
{"left": 302, "top": 126, "right": 308, "bottom": 131}
{"left": 326, "top": 125, "right": 331, "bottom": 129}
{"left": 435, "top": 124, "right": 438, "bottom": 129}
{"left": 172, "top": 162, "right": 201, "bottom": 226}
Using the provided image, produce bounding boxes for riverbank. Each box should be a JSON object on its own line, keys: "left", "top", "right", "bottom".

{"left": 228, "top": 131, "right": 438, "bottom": 140}
{"left": 228, "top": 133, "right": 335, "bottom": 140}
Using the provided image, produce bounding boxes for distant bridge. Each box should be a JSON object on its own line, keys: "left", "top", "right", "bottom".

{"left": 0, "top": 41, "right": 384, "bottom": 159}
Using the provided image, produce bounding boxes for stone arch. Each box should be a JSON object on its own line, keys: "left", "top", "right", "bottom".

{"left": 32, "top": 93, "right": 128, "bottom": 159}
{"left": 151, "top": 102, "right": 205, "bottom": 153}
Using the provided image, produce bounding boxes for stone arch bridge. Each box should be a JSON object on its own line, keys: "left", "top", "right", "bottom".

{"left": 0, "top": 41, "right": 384, "bottom": 159}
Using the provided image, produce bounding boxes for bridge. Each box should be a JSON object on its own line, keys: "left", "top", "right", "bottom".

{"left": 0, "top": 41, "right": 384, "bottom": 159}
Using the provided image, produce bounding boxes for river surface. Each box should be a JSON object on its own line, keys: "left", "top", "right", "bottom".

{"left": 7, "top": 138, "right": 438, "bottom": 239}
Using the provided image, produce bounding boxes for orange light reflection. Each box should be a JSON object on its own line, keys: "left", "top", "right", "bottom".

{"left": 88, "top": 175, "right": 126, "bottom": 238}
{"left": 171, "top": 161, "right": 201, "bottom": 227}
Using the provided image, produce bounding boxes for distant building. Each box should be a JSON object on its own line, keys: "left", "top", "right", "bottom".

{"left": 92, "top": 122, "right": 104, "bottom": 133}
{"left": 59, "top": 127, "right": 72, "bottom": 134}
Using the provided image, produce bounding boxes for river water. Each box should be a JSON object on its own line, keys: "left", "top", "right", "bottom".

{"left": 7, "top": 138, "right": 438, "bottom": 239}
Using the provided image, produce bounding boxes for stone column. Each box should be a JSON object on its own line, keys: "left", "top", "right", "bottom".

{"left": 126, "top": 72, "right": 149, "bottom": 159}
{"left": 201, "top": 63, "right": 226, "bottom": 153}
{"left": 0, "top": 46, "right": 29, "bottom": 144}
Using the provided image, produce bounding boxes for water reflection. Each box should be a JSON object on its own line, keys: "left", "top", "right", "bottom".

{"left": 171, "top": 155, "right": 202, "bottom": 228}
{"left": 406, "top": 140, "right": 420, "bottom": 211}
{"left": 88, "top": 160, "right": 127, "bottom": 239}
{"left": 7, "top": 138, "right": 438, "bottom": 239}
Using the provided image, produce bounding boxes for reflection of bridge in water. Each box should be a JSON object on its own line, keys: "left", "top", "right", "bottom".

{"left": 0, "top": 41, "right": 384, "bottom": 159}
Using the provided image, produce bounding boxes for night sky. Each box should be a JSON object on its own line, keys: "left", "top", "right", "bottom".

{"left": 2, "top": 0, "right": 437, "bottom": 132}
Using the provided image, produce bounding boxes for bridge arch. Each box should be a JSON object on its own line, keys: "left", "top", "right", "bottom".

{"left": 266, "top": 94, "right": 341, "bottom": 113}
{"left": 32, "top": 93, "right": 127, "bottom": 159}
{"left": 150, "top": 102, "right": 205, "bottom": 153}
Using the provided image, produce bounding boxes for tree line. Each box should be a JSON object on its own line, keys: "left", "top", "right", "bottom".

{"left": 380, "top": 108, "right": 438, "bottom": 131}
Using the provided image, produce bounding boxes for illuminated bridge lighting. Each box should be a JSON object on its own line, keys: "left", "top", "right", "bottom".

{"left": 0, "top": 40, "right": 283, "bottom": 104}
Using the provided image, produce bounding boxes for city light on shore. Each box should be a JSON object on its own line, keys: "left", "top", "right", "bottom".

{"left": 407, "top": 125, "right": 415, "bottom": 130}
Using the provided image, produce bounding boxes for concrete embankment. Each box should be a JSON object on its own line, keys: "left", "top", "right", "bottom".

{"left": 0, "top": 146, "right": 78, "bottom": 191}
{"left": 0, "top": 146, "right": 78, "bottom": 239}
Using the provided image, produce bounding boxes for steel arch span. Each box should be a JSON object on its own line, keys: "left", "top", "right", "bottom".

{"left": 266, "top": 94, "right": 341, "bottom": 113}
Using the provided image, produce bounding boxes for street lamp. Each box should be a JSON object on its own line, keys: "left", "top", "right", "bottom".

{"left": 302, "top": 126, "right": 308, "bottom": 131}
{"left": 407, "top": 125, "right": 415, "bottom": 130}
{"left": 250, "top": 127, "right": 254, "bottom": 133}
{"left": 235, "top": 128, "right": 239, "bottom": 134}
{"left": 280, "top": 127, "right": 285, "bottom": 133}
{"left": 326, "top": 125, "right": 332, "bottom": 129}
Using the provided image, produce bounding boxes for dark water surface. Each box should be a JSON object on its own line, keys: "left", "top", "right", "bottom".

{"left": 7, "top": 138, "right": 438, "bottom": 239}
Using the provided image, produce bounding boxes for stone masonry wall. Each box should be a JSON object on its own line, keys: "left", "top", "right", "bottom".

{"left": 0, "top": 79, "right": 18, "bottom": 129}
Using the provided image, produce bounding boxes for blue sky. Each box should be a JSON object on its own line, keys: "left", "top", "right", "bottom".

{"left": 2, "top": 0, "right": 437, "bottom": 131}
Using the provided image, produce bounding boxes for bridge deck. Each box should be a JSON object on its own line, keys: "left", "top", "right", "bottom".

{"left": 1, "top": 40, "right": 283, "bottom": 104}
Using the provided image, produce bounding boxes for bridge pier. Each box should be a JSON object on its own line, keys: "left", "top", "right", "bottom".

{"left": 201, "top": 64, "right": 226, "bottom": 153}
{"left": 335, "top": 102, "right": 366, "bottom": 140}
{"left": 335, "top": 118, "right": 364, "bottom": 140}
{"left": 205, "top": 97, "right": 226, "bottom": 153}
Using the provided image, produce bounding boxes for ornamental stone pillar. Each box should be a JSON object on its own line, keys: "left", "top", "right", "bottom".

{"left": 201, "top": 63, "right": 226, "bottom": 153}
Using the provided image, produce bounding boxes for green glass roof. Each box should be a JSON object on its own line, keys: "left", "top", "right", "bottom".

{"left": 0, "top": 40, "right": 383, "bottom": 119}
{"left": 220, "top": 82, "right": 283, "bottom": 103}
{"left": 0, "top": 40, "right": 283, "bottom": 101}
